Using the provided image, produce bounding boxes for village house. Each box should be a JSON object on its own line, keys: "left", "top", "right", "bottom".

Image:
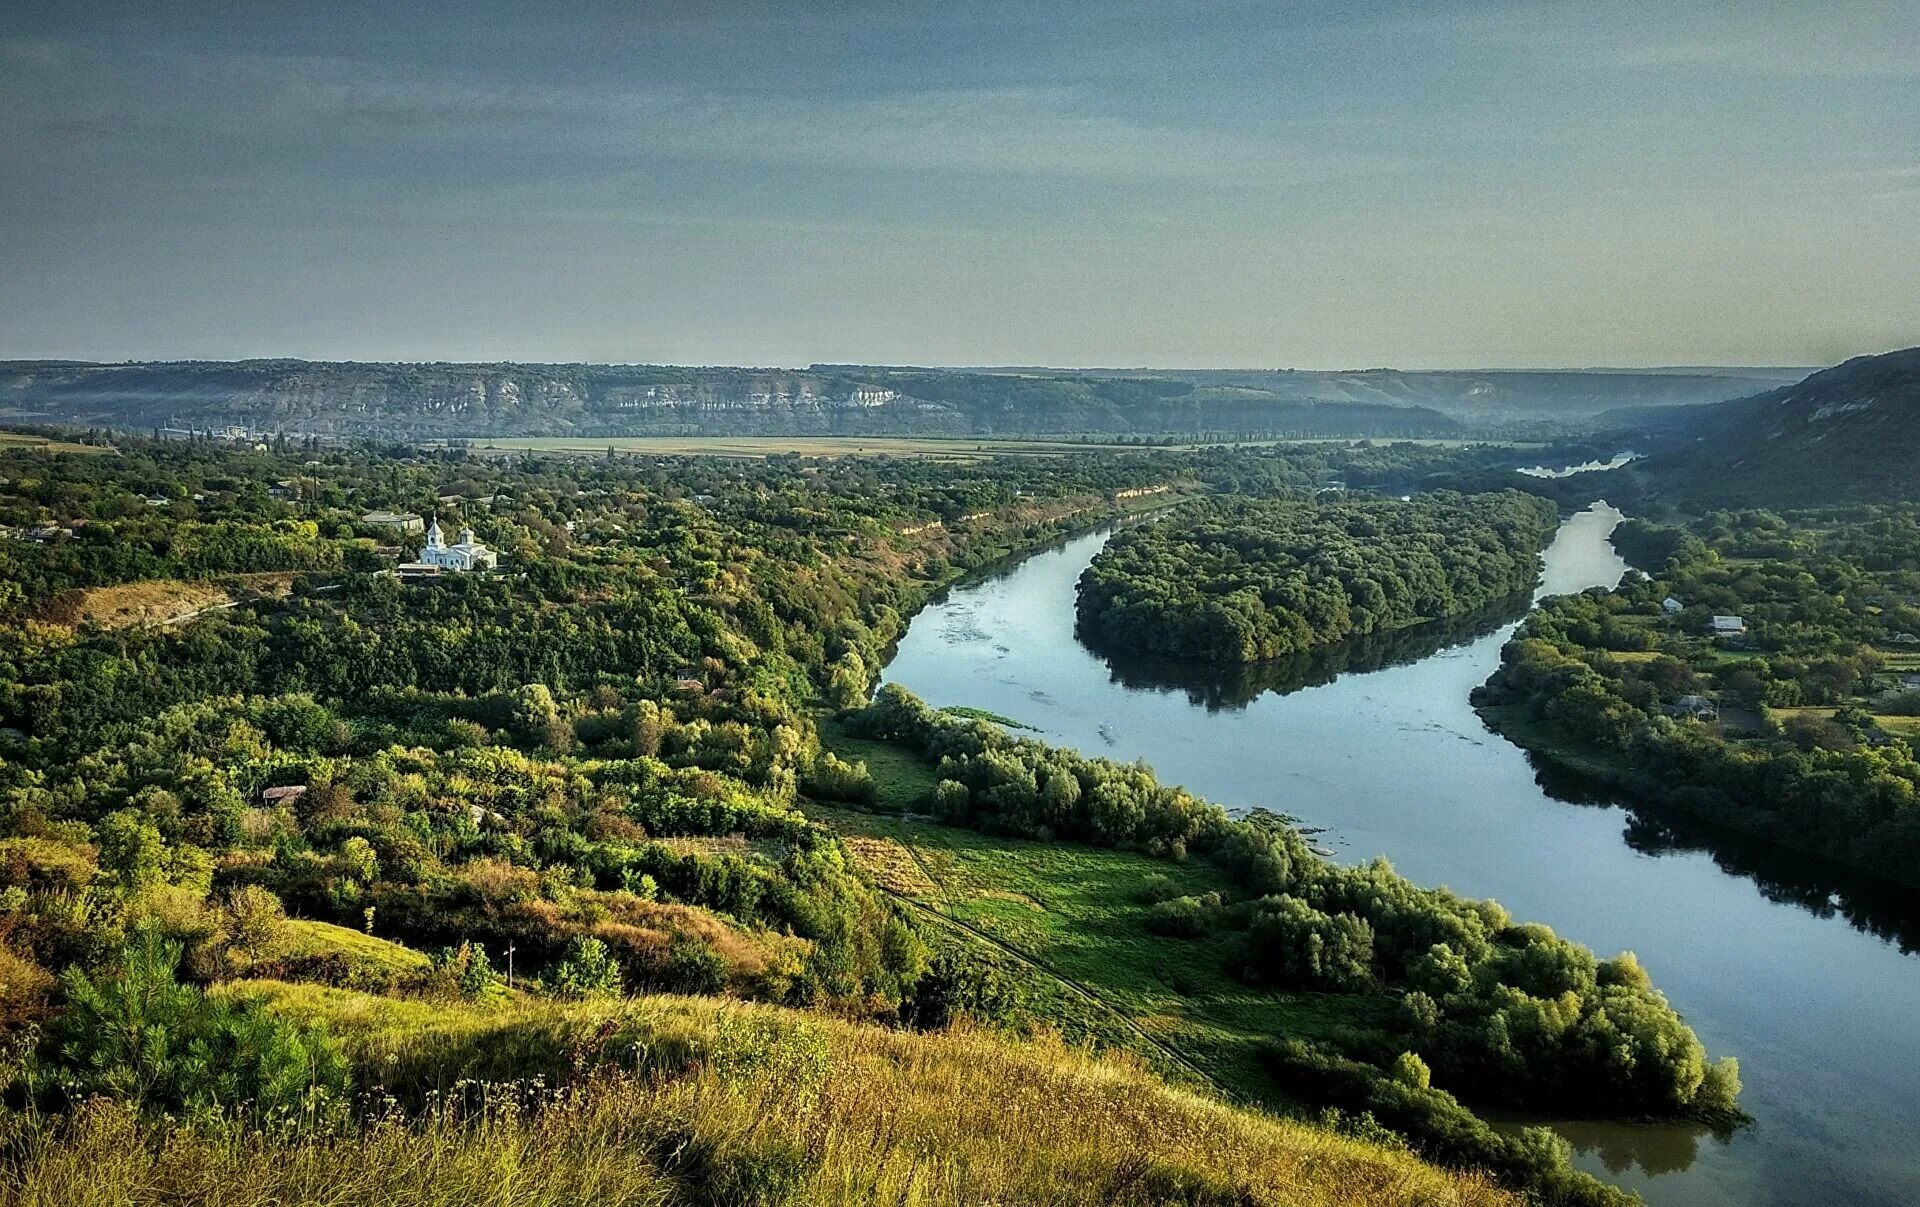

{"left": 260, "top": 784, "right": 307, "bottom": 807}
{"left": 1662, "top": 596, "right": 1684, "bottom": 615}
{"left": 361, "top": 509, "right": 424, "bottom": 535}
{"left": 1668, "top": 695, "right": 1719, "bottom": 720}
{"left": 1711, "top": 614, "right": 1746, "bottom": 636}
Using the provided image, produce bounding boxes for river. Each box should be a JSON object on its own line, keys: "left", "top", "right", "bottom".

{"left": 879, "top": 502, "right": 1920, "bottom": 1207}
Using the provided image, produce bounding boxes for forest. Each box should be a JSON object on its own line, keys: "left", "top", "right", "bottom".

{"left": 1076, "top": 491, "right": 1560, "bottom": 662}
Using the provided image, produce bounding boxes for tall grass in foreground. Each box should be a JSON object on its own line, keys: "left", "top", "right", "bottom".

{"left": 2, "top": 984, "right": 1516, "bottom": 1207}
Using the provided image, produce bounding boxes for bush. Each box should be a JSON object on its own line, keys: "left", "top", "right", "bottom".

{"left": 1136, "top": 873, "right": 1179, "bottom": 904}
{"left": 428, "top": 942, "right": 506, "bottom": 1002}
{"left": 552, "top": 936, "right": 623, "bottom": 998}
{"left": 658, "top": 935, "right": 730, "bottom": 995}
{"left": 1881, "top": 691, "right": 1920, "bottom": 716}
{"left": 900, "top": 950, "right": 1021, "bottom": 1030}
{"left": 1144, "top": 893, "right": 1223, "bottom": 938}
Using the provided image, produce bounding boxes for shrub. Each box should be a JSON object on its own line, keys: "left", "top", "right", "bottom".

{"left": 1144, "top": 893, "right": 1223, "bottom": 939}
{"left": 552, "top": 936, "right": 623, "bottom": 998}
{"left": 1136, "top": 873, "right": 1179, "bottom": 904}
{"left": 899, "top": 950, "right": 1021, "bottom": 1030}
{"left": 659, "top": 935, "right": 730, "bottom": 995}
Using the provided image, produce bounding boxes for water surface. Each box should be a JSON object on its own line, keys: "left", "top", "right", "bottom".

{"left": 881, "top": 503, "right": 1920, "bottom": 1207}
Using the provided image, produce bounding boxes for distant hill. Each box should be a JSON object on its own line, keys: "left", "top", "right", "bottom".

{"left": 1627, "top": 347, "right": 1920, "bottom": 505}
{"left": 932, "top": 364, "right": 1803, "bottom": 418}
{"left": 0, "top": 358, "right": 1792, "bottom": 440}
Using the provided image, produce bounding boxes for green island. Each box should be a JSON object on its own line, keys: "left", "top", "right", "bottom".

{"left": 1473, "top": 506, "right": 1920, "bottom": 886}
{"left": 1075, "top": 492, "right": 1560, "bottom": 663}
{"left": 0, "top": 431, "right": 1741, "bottom": 1207}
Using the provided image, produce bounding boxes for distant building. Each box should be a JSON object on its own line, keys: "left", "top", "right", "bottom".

{"left": 1662, "top": 596, "right": 1683, "bottom": 615}
{"left": 1668, "top": 695, "right": 1719, "bottom": 720}
{"left": 1900, "top": 674, "right": 1920, "bottom": 692}
{"left": 361, "top": 509, "right": 424, "bottom": 535}
{"left": 143, "top": 494, "right": 170, "bottom": 507}
{"left": 260, "top": 785, "right": 307, "bottom": 806}
{"left": 1890, "top": 632, "right": 1920, "bottom": 645}
{"left": 1711, "top": 615, "right": 1746, "bottom": 636}
{"left": 413, "top": 517, "right": 497, "bottom": 572}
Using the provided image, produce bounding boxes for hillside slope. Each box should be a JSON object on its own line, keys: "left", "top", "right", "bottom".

{"left": 1632, "top": 347, "right": 1920, "bottom": 505}
{"left": 6, "top": 982, "right": 1517, "bottom": 1207}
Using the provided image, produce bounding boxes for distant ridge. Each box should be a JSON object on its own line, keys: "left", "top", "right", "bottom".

{"left": 1630, "top": 346, "right": 1920, "bottom": 505}
{"left": 0, "top": 359, "right": 1786, "bottom": 440}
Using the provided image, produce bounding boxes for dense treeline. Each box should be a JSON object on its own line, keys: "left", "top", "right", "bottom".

{"left": 1476, "top": 506, "right": 1920, "bottom": 884}
{"left": 1077, "top": 491, "right": 1559, "bottom": 662}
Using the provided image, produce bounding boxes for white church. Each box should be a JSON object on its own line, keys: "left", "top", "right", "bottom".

{"left": 409, "top": 517, "right": 498, "bottom": 572}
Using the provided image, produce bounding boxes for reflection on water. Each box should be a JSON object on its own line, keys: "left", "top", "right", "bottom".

{"left": 1515, "top": 1116, "right": 1726, "bottom": 1179}
{"left": 1084, "top": 591, "right": 1535, "bottom": 711}
{"left": 1535, "top": 761, "right": 1920, "bottom": 954}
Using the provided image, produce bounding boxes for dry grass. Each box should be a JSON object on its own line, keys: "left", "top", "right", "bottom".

{"left": 2, "top": 984, "right": 1515, "bottom": 1207}
{"left": 0, "top": 430, "right": 111, "bottom": 455}
{"left": 651, "top": 834, "right": 786, "bottom": 862}
{"left": 837, "top": 834, "right": 938, "bottom": 896}
{"left": 38, "top": 580, "right": 231, "bottom": 629}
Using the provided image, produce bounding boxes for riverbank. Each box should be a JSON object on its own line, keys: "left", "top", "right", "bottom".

{"left": 1472, "top": 702, "right": 1920, "bottom": 891}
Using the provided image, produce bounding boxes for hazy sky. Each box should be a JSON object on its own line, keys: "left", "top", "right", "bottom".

{"left": 3, "top": 1, "right": 1915, "bottom": 368}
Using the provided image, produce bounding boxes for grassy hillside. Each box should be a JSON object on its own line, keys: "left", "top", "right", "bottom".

{"left": 4, "top": 983, "right": 1516, "bottom": 1207}
{"left": 806, "top": 802, "right": 1394, "bottom": 1103}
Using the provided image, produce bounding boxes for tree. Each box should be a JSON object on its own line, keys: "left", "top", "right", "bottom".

{"left": 339, "top": 836, "right": 379, "bottom": 885}
{"left": 223, "top": 884, "right": 288, "bottom": 966}
{"left": 96, "top": 809, "right": 166, "bottom": 895}
{"left": 826, "top": 650, "right": 870, "bottom": 709}
{"left": 1391, "top": 1050, "right": 1432, "bottom": 1090}
{"left": 511, "top": 683, "right": 571, "bottom": 752}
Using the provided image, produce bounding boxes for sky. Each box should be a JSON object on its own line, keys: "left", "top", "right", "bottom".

{"left": 2, "top": 0, "right": 1916, "bottom": 369}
